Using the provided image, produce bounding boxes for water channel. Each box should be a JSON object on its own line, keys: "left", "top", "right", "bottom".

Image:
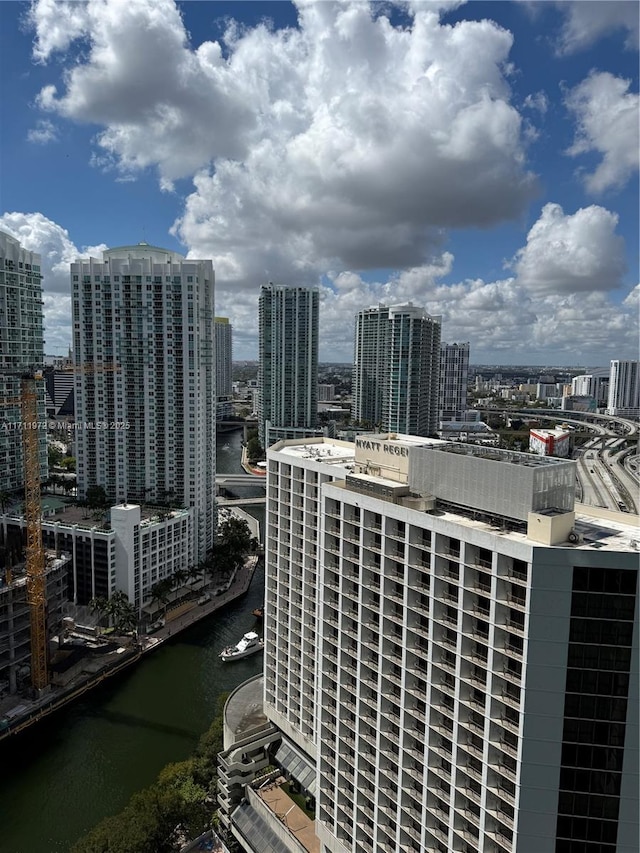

{"left": 1, "top": 428, "right": 265, "bottom": 853}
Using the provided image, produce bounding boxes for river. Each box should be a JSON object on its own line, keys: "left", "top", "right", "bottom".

{"left": 0, "top": 427, "right": 265, "bottom": 853}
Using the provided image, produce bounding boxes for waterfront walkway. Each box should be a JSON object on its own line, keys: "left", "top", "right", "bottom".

{"left": 0, "top": 555, "right": 260, "bottom": 740}
{"left": 143, "top": 555, "right": 259, "bottom": 649}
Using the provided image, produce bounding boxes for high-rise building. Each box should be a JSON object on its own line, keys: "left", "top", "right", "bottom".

{"left": 570, "top": 368, "right": 609, "bottom": 408}
{"left": 72, "top": 242, "right": 215, "bottom": 562}
{"left": 352, "top": 303, "right": 441, "bottom": 436}
{"left": 607, "top": 360, "right": 639, "bottom": 417}
{"left": 257, "top": 284, "right": 319, "bottom": 448}
{"left": 221, "top": 433, "right": 639, "bottom": 853}
{"left": 439, "top": 341, "right": 470, "bottom": 423}
{"left": 215, "top": 317, "right": 233, "bottom": 421}
{"left": 0, "top": 230, "right": 47, "bottom": 493}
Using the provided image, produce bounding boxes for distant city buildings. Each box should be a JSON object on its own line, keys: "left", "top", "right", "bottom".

{"left": 571, "top": 368, "right": 609, "bottom": 408}
{"left": 257, "top": 284, "right": 319, "bottom": 448}
{"left": 439, "top": 341, "right": 469, "bottom": 422}
{"left": 0, "top": 230, "right": 47, "bottom": 493}
{"left": 607, "top": 360, "right": 639, "bottom": 418}
{"left": 318, "top": 383, "right": 336, "bottom": 402}
{"left": 71, "top": 242, "right": 215, "bottom": 565}
{"left": 352, "top": 303, "right": 441, "bottom": 436}
{"left": 44, "top": 353, "right": 75, "bottom": 418}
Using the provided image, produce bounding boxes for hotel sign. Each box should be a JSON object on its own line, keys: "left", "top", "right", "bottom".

{"left": 355, "top": 438, "right": 409, "bottom": 457}
{"left": 354, "top": 436, "right": 411, "bottom": 481}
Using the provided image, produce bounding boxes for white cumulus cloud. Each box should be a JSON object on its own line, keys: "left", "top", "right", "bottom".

{"left": 27, "top": 119, "right": 59, "bottom": 144}
{"left": 513, "top": 203, "right": 626, "bottom": 296}
{"left": 555, "top": 0, "right": 639, "bottom": 54}
{"left": 30, "top": 0, "right": 536, "bottom": 279}
{"left": 566, "top": 71, "right": 640, "bottom": 195}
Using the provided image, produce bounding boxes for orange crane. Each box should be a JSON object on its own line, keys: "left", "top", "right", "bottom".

{"left": 1, "top": 362, "right": 121, "bottom": 692}
{"left": 0, "top": 369, "right": 48, "bottom": 691}
{"left": 21, "top": 370, "right": 48, "bottom": 691}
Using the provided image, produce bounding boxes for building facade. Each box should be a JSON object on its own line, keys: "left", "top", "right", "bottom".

{"left": 439, "top": 342, "right": 470, "bottom": 423}
{"left": 352, "top": 304, "right": 441, "bottom": 437}
{"left": 0, "top": 231, "right": 48, "bottom": 493}
{"left": 71, "top": 243, "right": 215, "bottom": 560}
{"left": 607, "top": 360, "right": 639, "bottom": 418}
{"left": 529, "top": 427, "right": 571, "bottom": 458}
{"left": 257, "top": 284, "right": 319, "bottom": 448}
{"left": 0, "top": 551, "right": 69, "bottom": 696}
{"left": 228, "top": 434, "right": 639, "bottom": 853}
{"left": 571, "top": 370, "right": 609, "bottom": 409}
{"left": 0, "top": 503, "right": 193, "bottom": 615}
{"left": 215, "top": 317, "right": 234, "bottom": 420}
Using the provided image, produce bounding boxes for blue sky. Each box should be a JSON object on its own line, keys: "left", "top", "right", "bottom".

{"left": 0, "top": 0, "right": 638, "bottom": 365}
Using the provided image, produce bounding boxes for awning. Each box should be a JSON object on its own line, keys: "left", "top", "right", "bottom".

{"left": 232, "top": 801, "right": 293, "bottom": 853}
{"left": 274, "top": 740, "right": 316, "bottom": 796}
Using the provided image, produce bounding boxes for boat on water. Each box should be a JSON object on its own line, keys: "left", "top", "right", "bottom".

{"left": 220, "top": 631, "right": 264, "bottom": 662}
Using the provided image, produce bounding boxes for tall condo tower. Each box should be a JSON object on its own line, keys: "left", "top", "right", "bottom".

{"left": 607, "top": 360, "right": 639, "bottom": 417}
{"left": 72, "top": 243, "right": 215, "bottom": 561}
{"left": 0, "top": 231, "right": 47, "bottom": 492}
{"left": 352, "top": 303, "right": 441, "bottom": 436}
{"left": 215, "top": 317, "right": 233, "bottom": 421}
{"left": 257, "top": 284, "right": 319, "bottom": 448}
{"left": 215, "top": 317, "right": 233, "bottom": 398}
{"left": 439, "top": 341, "right": 470, "bottom": 422}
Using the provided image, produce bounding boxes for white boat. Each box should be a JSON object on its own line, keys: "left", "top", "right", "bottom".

{"left": 220, "top": 631, "right": 264, "bottom": 662}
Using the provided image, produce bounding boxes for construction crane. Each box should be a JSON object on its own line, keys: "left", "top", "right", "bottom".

{"left": 21, "top": 370, "right": 48, "bottom": 691}
{"left": 1, "top": 362, "right": 121, "bottom": 692}
{"left": 0, "top": 369, "right": 48, "bottom": 692}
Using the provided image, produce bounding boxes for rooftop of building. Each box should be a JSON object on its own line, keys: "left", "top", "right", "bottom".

{"left": 271, "top": 435, "right": 639, "bottom": 550}
{"left": 272, "top": 437, "right": 357, "bottom": 466}
{"left": 430, "top": 441, "right": 572, "bottom": 468}
{"left": 530, "top": 427, "right": 571, "bottom": 438}
{"left": 2, "top": 501, "right": 189, "bottom": 533}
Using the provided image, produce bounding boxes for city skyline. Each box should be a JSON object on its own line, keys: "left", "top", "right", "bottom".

{"left": 0, "top": 0, "right": 637, "bottom": 366}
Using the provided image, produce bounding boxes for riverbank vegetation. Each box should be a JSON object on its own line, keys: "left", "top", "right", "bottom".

{"left": 70, "top": 693, "right": 229, "bottom": 853}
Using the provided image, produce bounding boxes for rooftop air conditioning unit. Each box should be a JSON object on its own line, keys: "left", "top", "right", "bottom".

{"left": 567, "top": 530, "right": 583, "bottom": 544}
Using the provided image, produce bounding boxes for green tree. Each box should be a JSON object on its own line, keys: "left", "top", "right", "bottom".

{"left": 86, "top": 484, "right": 108, "bottom": 509}
{"left": 246, "top": 435, "right": 264, "bottom": 464}
{"left": 211, "top": 517, "right": 256, "bottom": 580}
{"left": 90, "top": 591, "right": 137, "bottom": 634}
{"left": 62, "top": 455, "right": 76, "bottom": 471}
{"left": 48, "top": 445, "right": 63, "bottom": 469}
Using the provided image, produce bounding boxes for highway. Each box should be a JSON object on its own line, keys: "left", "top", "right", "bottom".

{"left": 504, "top": 409, "right": 639, "bottom": 515}
{"left": 574, "top": 438, "right": 638, "bottom": 515}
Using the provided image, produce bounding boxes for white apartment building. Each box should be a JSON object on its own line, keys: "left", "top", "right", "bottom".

{"left": 352, "top": 304, "right": 441, "bottom": 437}
{"left": 0, "top": 503, "right": 193, "bottom": 615}
{"left": 0, "top": 231, "right": 48, "bottom": 492}
{"left": 571, "top": 370, "right": 609, "bottom": 409}
{"left": 258, "top": 284, "right": 319, "bottom": 449}
{"left": 71, "top": 243, "right": 215, "bottom": 561}
{"left": 607, "top": 361, "right": 639, "bottom": 418}
{"left": 440, "top": 342, "right": 470, "bottom": 423}
{"left": 225, "top": 435, "right": 639, "bottom": 853}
